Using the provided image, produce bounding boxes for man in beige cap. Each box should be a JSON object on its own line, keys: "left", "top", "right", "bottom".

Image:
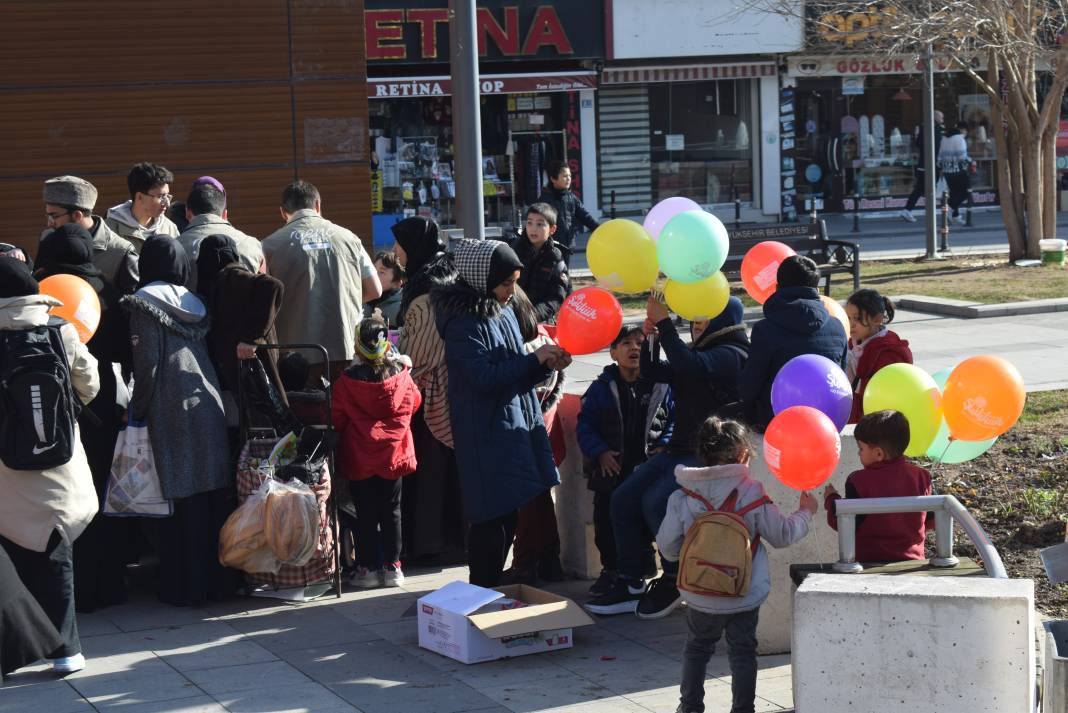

{"left": 43, "top": 176, "right": 139, "bottom": 293}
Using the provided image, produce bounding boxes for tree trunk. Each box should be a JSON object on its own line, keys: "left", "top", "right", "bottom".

{"left": 1042, "top": 125, "right": 1057, "bottom": 242}
{"left": 1023, "top": 138, "right": 1044, "bottom": 259}
{"left": 993, "top": 82, "right": 1028, "bottom": 260}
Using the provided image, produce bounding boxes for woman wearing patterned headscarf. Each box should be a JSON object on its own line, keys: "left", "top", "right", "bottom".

{"left": 430, "top": 239, "right": 568, "bottom": 586}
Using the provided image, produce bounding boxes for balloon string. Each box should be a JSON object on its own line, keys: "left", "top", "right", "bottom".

{"left": 931, "top": 437, "right": 954, "bottom": 478}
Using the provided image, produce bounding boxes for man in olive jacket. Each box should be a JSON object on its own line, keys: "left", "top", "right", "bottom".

{"left": 262, "top": 180, "right": 381, "bottom": 382}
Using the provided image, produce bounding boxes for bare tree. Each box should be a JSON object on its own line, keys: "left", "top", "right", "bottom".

{"left": 760, "top": 0, "right": 1068, "bottom": 260}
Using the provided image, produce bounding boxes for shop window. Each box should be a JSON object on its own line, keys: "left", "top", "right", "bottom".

{"left": 648, "top": 80, "right": 754, "bottom": 206}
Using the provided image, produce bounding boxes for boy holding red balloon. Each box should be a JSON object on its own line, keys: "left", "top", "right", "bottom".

{"left": 823, "top": 410, "right": 933, "bottom": 563}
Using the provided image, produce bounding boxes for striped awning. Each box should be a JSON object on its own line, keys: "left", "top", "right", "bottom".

{"left": 602, "top": 62, "right": 777, "bottom": 85}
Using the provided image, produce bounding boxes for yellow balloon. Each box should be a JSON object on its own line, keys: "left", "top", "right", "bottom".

{"left": 862, "top": 363, "right": 943, "bottom": 456}
{"left": 587, "top": 219, "right": 659, "bottom": 294}
{"left": 664, "top": 272, "right": 730, "bottom": 322}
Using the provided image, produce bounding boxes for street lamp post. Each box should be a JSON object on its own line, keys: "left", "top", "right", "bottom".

{"left": 448, "top": 0, "right": 485, "bottom": 238}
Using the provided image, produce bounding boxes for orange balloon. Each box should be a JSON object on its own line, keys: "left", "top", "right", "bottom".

{"left": 820, "top": 295, "right": 850, "bottom": 337}
{"left": 763, "top": 405, "right": 842, "bottom": 490}
{"left": 555, "top": 287, "right": 623, "bottom": 356}
{"left": 741, "top": 241, "right": 796, "bottom": 304}
{"left": 38, "top": 274, "right": 101, "bottom": 344}
{"left": 942, "top": 355, "right": 1026, "bottom": 441}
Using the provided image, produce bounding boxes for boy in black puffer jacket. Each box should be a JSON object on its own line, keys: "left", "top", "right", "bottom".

{"left": 511, "top": 202, "right": 570, "bottom": 323}
{"left": 536, "top": 161, "right": 600, "bottom": 252}
{"left": 740, "top": 255, "right": 848, "bottom": 429}
{"left": 577, "top": 326, "right": 674, "bottom": 596}
{"left": 585, "top": 297, "right": 749, "bottom": 621}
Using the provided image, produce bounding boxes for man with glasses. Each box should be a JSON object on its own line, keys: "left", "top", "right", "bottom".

{"left": 43, "top": 175, "right": 139, "bottom": 294}
{"left": 105, "top": 162, "right": 180, "bottom": 250}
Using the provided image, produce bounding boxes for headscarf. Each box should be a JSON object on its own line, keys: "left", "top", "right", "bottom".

{"left": 452, "top": 239, "right": 522, "bottom": 295}
{"left": 0, "top": 256, "right": 40, "bottom": 298}
{"left": 138, "top": 235, "right": 191, "bottom": 289}
{"left": 392, "top": 216, "right": 445, "bottom": 278}
{"left": 35, "top": 224, "right": 104, "bottom": 291}
{"left": 195, "top": 234, "right": 240, "bottom": 299}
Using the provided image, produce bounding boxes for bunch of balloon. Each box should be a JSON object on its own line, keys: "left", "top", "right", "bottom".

{"left": 38, "top": 274, "right": 100, "bottom": 344}
{"left": 862, "top": 363, "right": 942, "bottom": 456}
{"left": 587, "top": 220, "right": 659, "bottom": 293}
{"left": 942, "top": 355, "right": 1025, "bottom": 442}
{"left": 763, "top": 405, "right": 842, "bottom": 490}
{"left": 643, "top": 197, "right": 702, "bottom": 240}
{"left": 771, "top": 354, "right": 853, "bottom": 432}
{"left": 740, "top": 241, "right": 795, "bottom": 304}
{"left": 656, "top": 210, "right": 729, "bottom": 284}
{"left": 555, "top": 287, "right": 623, "bottom": 356}
{"left": 924, "top": 368, "right": 998, "bottom": 464}
{"left": 663, "top": 272, "right": 730, "bottom": 322}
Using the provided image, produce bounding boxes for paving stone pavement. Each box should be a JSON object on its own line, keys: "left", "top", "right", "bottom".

{"left": 0, "top": 568, "right": 794, "bottom": 713}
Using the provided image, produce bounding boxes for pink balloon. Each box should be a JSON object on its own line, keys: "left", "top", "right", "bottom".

{"left": 643, "top": 197, "right": 702, "bottom": 240}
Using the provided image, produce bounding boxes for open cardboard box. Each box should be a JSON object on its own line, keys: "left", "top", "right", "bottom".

{"left": 417, "top": 580, "right": 595, "bottom": 664}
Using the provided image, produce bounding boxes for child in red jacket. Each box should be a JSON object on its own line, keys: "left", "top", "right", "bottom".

{"left": 845, "top": 289, "right": 913, "bottom": 424}
{"left": 823, "top": 410, "right": 933, "bottom": 563}
{"left": 332, "top": 317, "right": 422, "bottom": 588}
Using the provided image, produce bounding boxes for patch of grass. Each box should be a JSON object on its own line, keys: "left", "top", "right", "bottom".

{"left": 1017, "top": 390, "right": 1068, "bottom": 427}
{"left": 1020, "top": 487, "right": 1067, "bottom": 521}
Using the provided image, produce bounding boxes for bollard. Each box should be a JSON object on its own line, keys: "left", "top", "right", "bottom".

{"left": 809, "top": 200, "right": 818, "bottom": 225}
{"left": 851, "top": 192, "right": 861, "bottom": 233}
{"left": 966, "top": 189, "right": 974, "bottom": 227}
{"left": 939, "top": 190, "right": 951, "bottom": 252}
{"left": 610, "top": 190, "right": 616, "bottom": 220}
{"left": 733, "top": 185, "right": 742, "bottom": 230}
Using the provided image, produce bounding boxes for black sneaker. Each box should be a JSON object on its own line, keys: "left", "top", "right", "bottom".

{"left": 584, "top": 578, "right": 644, "bottom": 615}
{"left": 588, "top": 569, "right": 617, "bottom": 596}
{"left": 635, "top": 575, "right": 681, "bottom": 620}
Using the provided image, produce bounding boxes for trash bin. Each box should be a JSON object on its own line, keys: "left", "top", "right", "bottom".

{"left": 1044, "top": 620, "right": 1068, "bottom": 712}
{"left": 1040, "top": 238, "right": 1066, "bottom": 266}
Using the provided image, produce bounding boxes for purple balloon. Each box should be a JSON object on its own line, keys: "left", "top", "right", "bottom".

{"left": 771, "top": 354, "right": 853, "bottom": 432}
{"left": 644, "top": 196, "right": 702, "bottom": 240}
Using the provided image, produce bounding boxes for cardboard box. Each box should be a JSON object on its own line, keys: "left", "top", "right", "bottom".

{"left": 417, "top": 581, "right": 595, "bottom": 664}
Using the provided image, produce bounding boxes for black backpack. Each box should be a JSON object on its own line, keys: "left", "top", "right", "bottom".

{"left": 0, "top": 319, "right": 79, "bottom": 470}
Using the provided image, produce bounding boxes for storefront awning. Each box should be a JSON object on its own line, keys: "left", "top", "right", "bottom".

{"left": 368, "top": 71, "right": 597, "bottom": 98}
{"left": 602, "top": 62, "right": 777, "bottom": 85}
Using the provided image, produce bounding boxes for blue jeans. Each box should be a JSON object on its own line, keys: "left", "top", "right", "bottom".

{"left": 609, "top": 451, "right": 694, "bottom": 581}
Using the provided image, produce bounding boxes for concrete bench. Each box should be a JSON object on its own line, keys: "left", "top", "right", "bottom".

{"left": 552, "top": 392, "right": 864, "bottom": 654}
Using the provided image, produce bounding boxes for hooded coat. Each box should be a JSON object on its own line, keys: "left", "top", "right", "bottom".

{"left": 848, "top": 329, "right": 913, "bottom": 424}
{"left": 332, "top": 357, "right": 422, "bottom": 480}
{"left": 104, "top": 201, "right": 179, "bottom": 250}
{"left": 0, "top": 295, "right": 100, "bottom": 552}
{"left": 642, "top": 297, "right": 750, "bottom": 453}
{"left": 122, "top": 284, "right": 230, "bottom": 499}
{"left": 740, "top": 286, "right": 849, "bottom": 429}
{"left": 511, "top": 235, "right": 570, "bottom": 323}
{"left": 431, "top": 240, "right": 559, "bottom": 524}
{"left": 657, "top": 463, "right": 812, "bottom": 614}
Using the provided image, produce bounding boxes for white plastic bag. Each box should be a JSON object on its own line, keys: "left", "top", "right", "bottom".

{"left": 104, "top": 420, "right": 172, "bottom": 517}
{"left": 219, "top": 479, "right": 280, "bottom": 574}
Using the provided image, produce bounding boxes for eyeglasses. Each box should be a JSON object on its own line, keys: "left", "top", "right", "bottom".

{"left": 142, "top": 191, "right": 172, "bottom": 205}
{"left": 45, "top": 210, "right": 71, "bottom": 223}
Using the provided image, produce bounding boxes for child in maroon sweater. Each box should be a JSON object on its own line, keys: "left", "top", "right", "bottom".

{"left": 823, "top": 410, "right": 933, "bottom": 562}
{"left": 846, "top": 289, "right": 912, "bottom": 424}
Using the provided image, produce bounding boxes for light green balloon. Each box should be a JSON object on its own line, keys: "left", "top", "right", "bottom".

{"left": 924, "top": 368, "right": 997, "bottom": 463}
{"left": 656, "top": 210, "right": 729, "bottom": 284}
{"left": 863, "top": 363, "right": 943, "bottom": 456}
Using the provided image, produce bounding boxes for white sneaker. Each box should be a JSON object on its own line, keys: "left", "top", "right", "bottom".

{"left": 349, "top": 566, "right": 381, "bottom": 589}
{"left": 900, "top": 209, "right": 916, "bottom": 222}
{"left": 382, "top": 562, "right": 404, "bottom": 588}
{"left": 52, "top": 653, "right": 85, "bottom": 675}
{"left": 953, "top": 215, "right": 966, "bottom": 226}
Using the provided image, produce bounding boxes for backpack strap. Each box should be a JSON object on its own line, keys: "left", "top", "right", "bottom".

{"left": 680, "top": 486, "right": 716, "bottom": 512}
{"left": 734, "top": 494, "right": 772, "bottom": 517}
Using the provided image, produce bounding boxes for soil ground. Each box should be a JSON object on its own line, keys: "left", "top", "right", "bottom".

{"left": 928, "top": 389, "right": 1068, "bottom": 618}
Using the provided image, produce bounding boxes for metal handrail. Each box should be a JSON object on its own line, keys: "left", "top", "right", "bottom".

{"left": 832, "top": 494, "right": 1008, "bottom": 579}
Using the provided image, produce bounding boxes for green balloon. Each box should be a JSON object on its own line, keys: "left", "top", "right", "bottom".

{"left": 656, "top": 210, "right": 729, "bottom": 284}
{"left": 925, "top": 368, "right": 997, "bottom": 464}
{"left": 863, "top": 363, "right": 943, "bottom": 457}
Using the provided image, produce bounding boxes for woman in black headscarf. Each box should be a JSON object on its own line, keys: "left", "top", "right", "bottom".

{"left": 391, "top": 218, "right": 466, "bottom": 561}
{"left": 35, "top": 225, "right": 133, "bottom": 613}
{"left": 122, "top": 236, "right": 233, "bottom": 606}
{"left": 195, "top": 234, "right": 288, "bottom": 445}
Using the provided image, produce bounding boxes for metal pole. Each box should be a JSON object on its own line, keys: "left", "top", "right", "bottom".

{"left": 852, "top": 191, "right": 861, "bottom": 232}
{"left": 448, "top": 0, "right": 484, "bottom": 238}
{"left": 922, "top": 42, "right": 938, "bottom": 259}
